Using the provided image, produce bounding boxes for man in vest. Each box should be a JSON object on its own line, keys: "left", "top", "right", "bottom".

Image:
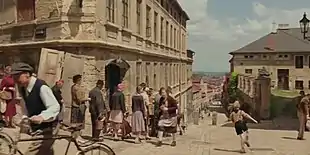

{"left": 10, "top": 62, "right": 60, "bottom": 155}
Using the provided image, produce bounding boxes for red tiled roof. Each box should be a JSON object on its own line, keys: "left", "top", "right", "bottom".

{"left": 192, "top": 84, "right": 201, "bottom": 93}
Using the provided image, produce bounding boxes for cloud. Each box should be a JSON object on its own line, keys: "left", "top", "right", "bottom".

{"left": 178, "top": 0, "right": 310, "bottom": 72}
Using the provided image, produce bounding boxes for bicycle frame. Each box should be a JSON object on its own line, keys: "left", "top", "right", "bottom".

{"left": 1, "top": 132, "right": 94, "bottom": 155}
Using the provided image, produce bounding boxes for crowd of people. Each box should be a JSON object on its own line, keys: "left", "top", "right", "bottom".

{"left": 68, "top": 73, "right": 185, "bottom": 146}
{"left": 0, "top": 62, "right": 186, "bottom": 153}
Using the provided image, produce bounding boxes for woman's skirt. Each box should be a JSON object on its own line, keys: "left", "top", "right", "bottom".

{"left": 131, "top": 111, "right": 145, "bottom": 133}
{"left": 5, "top": 99, "right": 16, "bottom": 119}
{"left": 109, "top": 110, "right": 123, "bottom": 123}
{"left": 158, "top": 116, "right": 178, "bottom": 133}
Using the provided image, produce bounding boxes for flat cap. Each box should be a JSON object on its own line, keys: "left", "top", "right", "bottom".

{"left": 10, "top": 62, "right": 34, "bottom": 75}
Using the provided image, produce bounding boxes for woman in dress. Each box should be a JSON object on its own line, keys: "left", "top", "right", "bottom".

{"left": 156, "top": 88, "right": 178, "bottom": 147}
{"left": 0, "top": 66, "right": 17, "bottom": 128}
{"left": 109, "top": 83, "right": 126, "bottom": 140}
{"left": 131, "top": 86, "right": 146, "bottom": 143}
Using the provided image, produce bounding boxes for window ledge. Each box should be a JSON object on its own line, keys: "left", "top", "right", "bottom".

{"left": 132, "top": 33, "right": 144, "bottom": 39}
{"left": 121, "top": 27, "right": 132, "bottom": 34}
{"left": 104, "top": 22, "right": 120, "bottom": 29}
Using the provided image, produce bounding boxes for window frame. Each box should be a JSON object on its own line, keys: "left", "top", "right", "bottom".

{"left": 136, "top": 0, "right": 142, "bottom": 34}
{"left": 295, "top": 55, "right": 304, "bottom": 69}
{"left": 121, "top": 0, "right": 129, "bottom": 28}
{"left": 107, "top": 0, "right": 115, "bottom": 23}
{"left": 295, "top": 80, "right": 304, "bottom": 90}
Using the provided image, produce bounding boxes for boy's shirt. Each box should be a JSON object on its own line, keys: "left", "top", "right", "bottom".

{"left": 230, "top": 110, "right": 249, "bottom": 124}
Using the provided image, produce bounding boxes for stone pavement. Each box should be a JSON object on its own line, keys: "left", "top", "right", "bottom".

{"left": 2, "top": 113, "right": 310, "bottom": 155}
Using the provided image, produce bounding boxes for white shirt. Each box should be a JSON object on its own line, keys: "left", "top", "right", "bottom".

{"left": 19, "top": 76, "right": 60, "bottom": 122}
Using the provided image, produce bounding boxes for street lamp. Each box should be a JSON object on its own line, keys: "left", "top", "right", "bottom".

{"left": 299, "top": 12, "right": 310, "bottom": 39}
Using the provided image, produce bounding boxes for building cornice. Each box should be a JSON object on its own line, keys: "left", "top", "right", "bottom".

{"left": 0, "top": 39, "right": 193, "bottom": 62}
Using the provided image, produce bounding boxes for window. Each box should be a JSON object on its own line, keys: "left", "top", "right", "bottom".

{"left": 17, "top": 0, "right": 35, "bottom": 22}
{"left": 160, "top": 17, "right": 164, "bottom": 43}
{"left": 295, "top": 56, "right": 304, "bottom": 68}
{"left": 146, "top": 6, "right": 151, "bottom": 38}
{"left": 309, "top": 56, "right": 310, "bottom": 68}
{"left": 146, "top": 63, "right": 150, "bottom": 86}
{"left": 136, "top": 62, "right": 142, "bottom": 85}
{"left": 154, "top": 12, "right": 158, "bottom": 42}
{"left": 107, "top": 0, "right": 115, "bottom": 23}
{"left": 136, "top": 0, "right": 142, "bottom": 34}
{"left": 166, "top": 21, "right": 169, "bottom": 45}
{"left": 121, "top": 0, "right": 129, "bottom": 28}
{"left": 244, "top": 55, "right": 248, "bottom": 58}
{"left": 308, "top": 81, "right": 310, "bottom": 89}
{"left": 295, "top": 80, "right": 304, "bottom": 89}
{"left": 170, "top": 25, "right": 173, "bottom": 47}
{"left": 245, "top": 69, "right": 252, "bottom": 74}
{"left": 174, "top": 28, "right": 176, "bottom": 48}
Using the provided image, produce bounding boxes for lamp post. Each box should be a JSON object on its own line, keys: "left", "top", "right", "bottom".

{"left": 299, "top": 12, "right": 310, "bottom": 39}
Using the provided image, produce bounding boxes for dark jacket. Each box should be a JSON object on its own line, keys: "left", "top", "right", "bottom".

{"left": 89, "top": 87, "right": 109, "bottom": 116}
{"left": 109, "top": 91, "right": 126, "bottom": 113}
{"left": 131, "top": 94, "right": 145, "bottom": 115}
{"left": 159, "top": 96, "right": 178, "bottom": 118}
{"left": 52, "top": 85, "right": 63, "bottom": 106}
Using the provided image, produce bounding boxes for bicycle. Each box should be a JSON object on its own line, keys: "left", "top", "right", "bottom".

{"left": 0, "top": 117, "right": 116, "bottom": 155}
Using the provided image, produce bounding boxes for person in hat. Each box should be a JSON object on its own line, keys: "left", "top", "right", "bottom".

{"left": 51, "top": 80, "right": 64, "bottom": 123}
{"left": 10, "top": 62, "right": 60, "bottom": 155}
{"left": 296, "top": 91, "right": 310, "bottom": 140}
{"left": 230, "top": 100, "right": 258, "bottom": 153}
{"left": 0, "top": 65, "right": 17, "bottom": 128}
{"left": 88, "top": 80, "right": 110, "bottom": 141}
{"left": 109, "top": 83, "right": 126, "bottom": 141}
{"left": 139, "top": 83, "right": 151, "bottom": 140}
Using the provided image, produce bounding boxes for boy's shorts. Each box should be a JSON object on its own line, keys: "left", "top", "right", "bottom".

{"left": 235, "top": 120, "right": 248, "bottom": 135}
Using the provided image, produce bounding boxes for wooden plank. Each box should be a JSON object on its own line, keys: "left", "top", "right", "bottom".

{"left": 61, "top": 53, "right": 85, "bottom": 123}
{"left": 37, "top": 48, "right": 64, "bottom": 86}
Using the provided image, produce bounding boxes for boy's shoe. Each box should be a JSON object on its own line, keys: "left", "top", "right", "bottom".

{"left": 240, "top": 149, "right": 246, "bottom": 153}
{"left": 170, "top": 141, "right": 176, "bottom": 147}
{"left": 245, "top": 141, "right": 250, "bottom": 147}
{"left": 297, "top": 137, "right": 305, "bottom": 140}
{"left": 156, "top": 141, "right": 163, "bottom": 147}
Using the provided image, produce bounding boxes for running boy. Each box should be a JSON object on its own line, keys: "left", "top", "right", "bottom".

{"left": 230, "top": 101, "right": 258, "bottom": 153}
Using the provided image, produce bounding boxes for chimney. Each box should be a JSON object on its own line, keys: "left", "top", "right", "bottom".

{"left": 265, "top": 21, "right": 276, "bottom": 51}
{"left": 271, "top": 21, "right": 277, "bottom": 34}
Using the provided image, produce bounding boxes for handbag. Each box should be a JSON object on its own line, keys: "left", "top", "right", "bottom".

{"left": 0, "top": 90, "right": 12, "bottom": 100}
{"left": 0, "top": 99, "right": 6, "bottom": 113}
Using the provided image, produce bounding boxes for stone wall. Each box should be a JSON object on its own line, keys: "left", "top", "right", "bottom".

{"left": 238, "top": 74, "right": 271, "bottom": 120}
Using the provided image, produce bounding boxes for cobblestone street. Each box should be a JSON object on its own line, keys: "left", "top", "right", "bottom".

{"left": 2, "top": 113, "right": 310, "bottom": 155}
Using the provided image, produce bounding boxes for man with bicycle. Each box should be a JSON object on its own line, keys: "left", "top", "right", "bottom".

{"left": 10, "top": 62, "right": 60, "bottom": 155}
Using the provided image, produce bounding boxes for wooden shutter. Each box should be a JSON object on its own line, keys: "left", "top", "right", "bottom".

{"left": 17, "top": 0, "right": 35, "bottom": 22}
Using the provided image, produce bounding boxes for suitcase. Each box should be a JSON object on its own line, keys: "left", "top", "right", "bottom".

{"left": 120, "top": 119, "right": 132, "bottom": 139}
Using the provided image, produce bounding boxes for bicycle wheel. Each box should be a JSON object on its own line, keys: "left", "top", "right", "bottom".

{"left": 0, "top": 133, "right": 13, "bottom": 155}
{"left": 76, "top": 143, "right": 115, "bottom": 155}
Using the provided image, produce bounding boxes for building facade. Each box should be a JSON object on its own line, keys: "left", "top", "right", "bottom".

{"left": 230, "top": 27, "right": 310, "bottom": 91}
{"left": 0, "top": 0, "right": 192, "bottom": 123}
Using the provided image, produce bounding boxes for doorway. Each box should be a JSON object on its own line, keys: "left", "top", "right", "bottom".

{"left": 104, "top": 58, "right": 130, "bottom": 97}
{"left": 105, "top": 64, "right": 121, "bottom": 95}
{"left": 277, "top": 69, "right": 289, "bottom": 90}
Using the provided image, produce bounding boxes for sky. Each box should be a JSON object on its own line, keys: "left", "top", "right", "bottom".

{"left": 178, "top": 0, "right": 310, "bottom": 72}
